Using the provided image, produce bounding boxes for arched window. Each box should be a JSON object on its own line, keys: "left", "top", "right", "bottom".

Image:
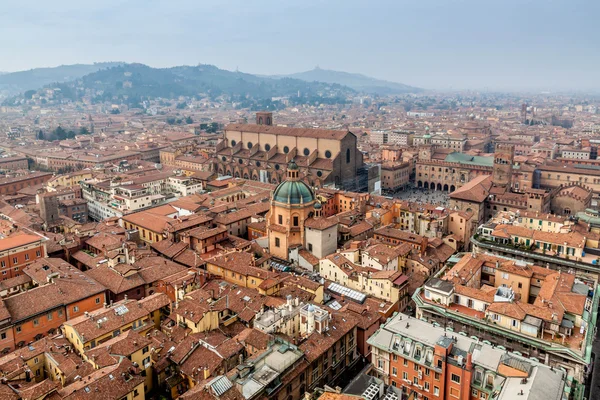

{"left": 293, "top": 216, "right": 299, "bottom": 226}
{"left": 346, "top": 148, "right": 351, "bottom": 163}
{"left": 258, "top": 117, "right": 263, "bottom": 124}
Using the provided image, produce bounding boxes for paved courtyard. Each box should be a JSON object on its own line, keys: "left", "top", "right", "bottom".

{"left": 392, "top": 187, "right": 450, "bottom": 207}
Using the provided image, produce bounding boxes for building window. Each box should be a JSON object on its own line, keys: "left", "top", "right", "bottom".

{"left": 16, "top": 326, "right": 21, "bottom": 333}
{"left": 33, "top": 319, "right": 39, "bottom": 327}
{"left": 283, "top": 146, "right": 290, "bottom": 154}
{"left": 346, "top": 148, "right": 351, "bottom": 163}
{"left": 0, "top": 261, "right": 4, "bottom": 268}
{"left": 0, "top": 332, "right": 5, "bottom": 340}
{"left": 392, "top": 367, "right": 397, "bottom": 376}
{"left": 278, "top": 215, "right": 283, "bottom": 224}
{"left": 304, "top": 148, "right": 310, "bottom": 156}
{"left": 403, "top": 359, "right": 408, "bottom": 367}
{"left": 12, "top": 257, "right": 17, "bottom": 264}
{"left": 96, "top": 297, "right": 101, "bottom": 304}
{"left": 73, "top": 306, "right": 79, "bottom": 313}
{"left": 275, "top": 238, "right": 280, "bottom": 247}
{"left": 325, "top": 150, "right": 332, "bottom": 159}
{"left": 402, "top": 372, "right": 408, "bottom": 380}
{"left": 47, "top": 313, "right": 53, "bottom": 321}
{"left": 293, "top": 216, "right": 299, "bottom": 226}
{"left": 502, "top": 272, "right": 509, "bottom": 279}
{"left": 425, "top": 382, "right": 430, "bottom": 391}
{"left": 451, "top": 374, "right": 460, "bottom": 383}
{"left": 434, "top": 387, "right": 440, "bottom": 396}
{"left": 25, "top": 254, "right": 29, "bottom": 261}
{"left": 247, "top": 142, "right": 253, "bottom": 149}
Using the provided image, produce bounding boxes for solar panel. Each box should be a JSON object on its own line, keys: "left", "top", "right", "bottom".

{"left": 114, "top": 305, "right": 129, "bottom": 316}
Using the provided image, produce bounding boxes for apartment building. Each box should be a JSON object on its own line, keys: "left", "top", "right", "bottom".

{"left": 414, "top": 252, "right": 596, "bottom": 391}
{"left": 62, "top": 293, "right": 170, "bottom": 354}
{"left": 0, "top": 234, "right": 46, "bottom": 280}
{"left": 368, "top": 312, "right": 569, "bottom": 400}
{"left": 0, "top": 157, "right": 28, "bottom": 171}
{"left": 2, "top": 258, "right": 106, "bottom": 350}
{"left": 381, "top": 162, "right": 411, "bottom": 192}
{"left": 0, "top": 171, "right": 53, "bottom": 195}
{"left": 473, "top": 211, "right": 600, "bottom": 272}
{"left": 319, "top": 252, "right": 409, "bottom": 306}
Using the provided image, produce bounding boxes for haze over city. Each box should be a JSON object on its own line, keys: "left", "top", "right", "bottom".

{"left": 2, "top": 2, "right": 600, "bottom": 400}
{"left": 2, "top": 0, "right": 599, "bottom": 91}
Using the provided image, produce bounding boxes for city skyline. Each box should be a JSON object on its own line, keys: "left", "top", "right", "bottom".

{"left": 1, "top": 0, "right": 599, "bottom": 92}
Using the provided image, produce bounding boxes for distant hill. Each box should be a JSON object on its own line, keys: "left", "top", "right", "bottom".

{"left": 274, "top": 67, "right": 421, "bottom": 95}
{"left": 0, "top": 62, "right": 123, "bottom": 96}
{"left": 3, "top": 63, "right": 355, "bottom": 106}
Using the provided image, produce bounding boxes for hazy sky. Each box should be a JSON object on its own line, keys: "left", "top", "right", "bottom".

{"left": 1, "top": 0, "right": 598, "bottom": 91}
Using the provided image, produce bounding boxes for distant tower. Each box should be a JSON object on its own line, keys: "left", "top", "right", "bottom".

{"left": 256, "top": 111, "right": 273, "bottom": 126}
{"left": 492, "top": 144, "right": 515, "bottom": 188}
{"left": 521, "top": 103, "right": 527, "bottom": 124}
{"left": 39, "top": 192, "right": 60, "bottom": 227}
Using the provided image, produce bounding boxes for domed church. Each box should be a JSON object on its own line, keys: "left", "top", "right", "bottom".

{"left": 266, "top": 160, "right": 316, "bottom": 260}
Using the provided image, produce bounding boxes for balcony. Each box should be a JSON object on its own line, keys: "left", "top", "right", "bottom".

{"left": 471, "top": 236, "right": 600, "bottom": 274}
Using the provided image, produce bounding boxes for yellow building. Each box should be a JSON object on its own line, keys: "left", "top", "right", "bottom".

{"left": 47, "top": 171, "right": 93, "bottom": 189}
{"left": 84, "top": 329, "right": 155, "bottom": 393}
{"left": 205, "top": 252, "right": 281, "bottom": 294}
{"left": 319, "top": 253, "right": 405, "bottom": 304}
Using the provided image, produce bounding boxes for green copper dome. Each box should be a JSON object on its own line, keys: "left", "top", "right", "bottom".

{"left": 273, "top": 180, "right": 315, "bottom": 205}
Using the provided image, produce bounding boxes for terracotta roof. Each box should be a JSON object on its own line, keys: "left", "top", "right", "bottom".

{"left": 304, "top": 217, "right": 338, "bottom": 230}
{"left": 299, "top": 310, "right": 357, "bottom": 362}
{"left": 58, "top": 359, "right": 144, "bottom": 399}
{"left": 0, "top": 234, "right": 42, "bottom": 251}
{"left": 233, "top": 328, "right": 270, "bottom": 351}
{"left": 64, "top": 293, "right": 169, "bottom": 342}
{"left": 225, "top": 123, "right": 352, "bottom": 140}
{"left": 3, "top": 276, "right": 105, "bottom": 323}
{"left": 449, "top": 175, "right": 493, "bottom": 203}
